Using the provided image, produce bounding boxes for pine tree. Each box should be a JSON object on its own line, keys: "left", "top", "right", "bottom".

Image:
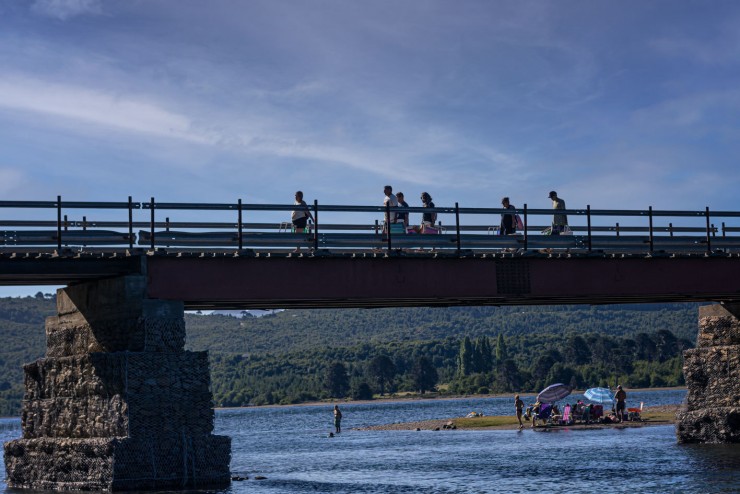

{"left": 495, "top": 334, "right": 508, "bottom": 363}
{"left": 411, "top": 356, "right": 438, "bottom": 394}
{"left": 458, "top": 336, "right": 474, "bottom": 376}
{"left": 368, "top": 355, "right": 396, "bottom": 395}
{"left": 473, "top": 336, "right": 493, "bottom": 373}
{"left": 325, "top": 362, "right": 349, "bottom": 398}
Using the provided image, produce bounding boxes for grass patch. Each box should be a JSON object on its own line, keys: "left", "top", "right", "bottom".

{"left": 454, "top": 415, "right": 520, "bottom": 428}
{"left": 641, "top": 411, "right": 676, "bottom": 422}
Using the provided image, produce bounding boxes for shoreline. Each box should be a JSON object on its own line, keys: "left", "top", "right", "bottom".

{"left": 0, "top": 387, "right": 686, "bottom": 419}
{"left": 357, "top": 404, "right": 681, "bottom": 431}
{"left": 215, "top": 386, "right": 687, "bottom": 411}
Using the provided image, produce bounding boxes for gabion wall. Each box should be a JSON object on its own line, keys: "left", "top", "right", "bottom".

{"left": 676, "top": 304, "right": 740, "bottom": 443}
{"left": 3, "top": 276, "right": 231, "bottom": 490}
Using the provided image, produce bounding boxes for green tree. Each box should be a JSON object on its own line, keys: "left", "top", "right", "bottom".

{"left": 458, "top": 336, "right": 474, "bottom": 376}
{"left": 325, "top": 362, "right": 349, "bottom": 398}
{"left": 654, "top": 329, "right": 679, "bottom": 362}
{"left": 411, "top": 356, "right": 438, "bottom": 394}
{"left": 495, "top": 334, "right": 508, "bottom": 362}
{"left": 496, "top": 358, "right": 521, "bottom": 391}
{"left": 368, "top": 355, "right": 396, "bottom": 395}
{"left": 634, "top": 332, "right": 658, "bottom": 361}
{"left": 351, "top": 381, "right": 374, "bottom": 400}
{"left": 563, "top": 335, "right": 591, "bottom": 365}
{"left": 531, "top": 354, "right": 555, "bottom": 381}
{"left": 473, "top": 336, "right": 493, "bottom": 373}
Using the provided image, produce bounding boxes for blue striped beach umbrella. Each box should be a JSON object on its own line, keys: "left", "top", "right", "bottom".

{"left": 584, "top": 387, "right": 614, "bottom": 404}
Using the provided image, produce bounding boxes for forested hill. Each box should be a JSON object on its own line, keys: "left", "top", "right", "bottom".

{"left": 184, "top": 303, "right": 700, "bottom": 355}
{"left": 0, "top": 295, "right": 703, "bottom": 415}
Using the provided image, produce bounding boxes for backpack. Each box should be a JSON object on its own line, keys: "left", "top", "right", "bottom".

{"left": 515, "top": 214, "right": 524, "bottom": 231}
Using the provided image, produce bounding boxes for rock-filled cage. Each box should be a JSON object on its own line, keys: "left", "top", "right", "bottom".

{"left": 3, "top": 276, "right": 231, "bottom": 490}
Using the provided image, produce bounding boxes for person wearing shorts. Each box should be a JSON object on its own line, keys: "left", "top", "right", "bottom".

{"left": 515, "top": 394, "right": 525, "bottom": 429}
{"left": 614, "top": 385, "right": 627, "bottom": 422}
{"left": 291, "top": 191, "right": 314, "bottom": 233}
{"left": 291, "top": 191, "right": 314, "bottom": 252}
{"left": 548, "top": 190, "right": 567, "bottom": 235}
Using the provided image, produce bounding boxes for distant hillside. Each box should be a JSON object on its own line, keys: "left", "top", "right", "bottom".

{"left": 0, "top": 294, "right": 55, "bottom": 416}
{"left": 0, "top": 296, "right": 703, "bottom": 415}
{"left": 184, "top": 303, "right": 701, "bottom": 355}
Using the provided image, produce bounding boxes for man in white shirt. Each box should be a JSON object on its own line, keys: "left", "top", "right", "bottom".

{"left": 383, "top": 185, "right": 399, "bottom": 224}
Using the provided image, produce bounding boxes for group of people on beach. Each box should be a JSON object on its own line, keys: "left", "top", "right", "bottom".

{"left": 291, "top": 188, "right": 569, "bottom": 236}
{"left": 329, "top": 384, "right": 627, "bottom": 435}
{"left": 515, "top": 385, "right": 628, "bottom": 429}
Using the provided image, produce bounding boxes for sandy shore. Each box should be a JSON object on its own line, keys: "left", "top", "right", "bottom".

{"left": 216, "top": 386, "right": 687, "bottom": 411}
{"left": 358, "top": 405, "right": 681, "bottom": 431}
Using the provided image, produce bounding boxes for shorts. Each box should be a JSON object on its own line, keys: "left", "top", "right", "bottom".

{"left": 616, "top": 402, "right": 625, "bottom": 412}
{"left": 292, "top": 217, "right": 308, "bottom": 229}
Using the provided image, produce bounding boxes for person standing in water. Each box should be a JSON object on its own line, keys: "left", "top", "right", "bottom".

{"left": 333, "top": 405, "right": 342, "bottom": 434}
{"left": 515, "top": 394, "right": 525, "bottom": 429}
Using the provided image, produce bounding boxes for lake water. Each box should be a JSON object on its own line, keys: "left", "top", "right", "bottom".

{"left": 3, "top": 389, "right": 740, "bottom": 493}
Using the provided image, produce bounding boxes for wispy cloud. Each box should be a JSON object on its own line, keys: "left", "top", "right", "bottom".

{"left": 30, "top": 0, "right": 102, "bottom": 20}
{"left": 0, "top": 75, "right": 206, "bottom": 143}
{"left": 631, "top": 89, "right": 740, "bottom": 129}
{"left": 649, "top": 17, "right": 740, "bottom": 67}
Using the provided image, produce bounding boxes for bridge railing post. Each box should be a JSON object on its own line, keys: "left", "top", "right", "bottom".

{"left": 150, "top": 197, "right": 155, "bottom": 251}
{"left": 704, "top": 207, "right": 711, "bottom": 253}
{"left": 237, "top": 199, "right": 243, "bottom": 250}
{"left": 586, "top": 204, "right": 592, "bottom": 252}
{"left": 56, "top": 195, "right": 62, "bottom": 251}
{"left": 313, "top": 200, "right": 319, "bottom": 251}
{"left": 455, "top": 202, "right": 461, "bottom": 256}
{"left": 648, "top": 206, "right": 654, "bottom": 252}
{"left": 523, "top": 203, "right": 528, "bottom": 251}
{"left": 128, "top": 196, "right": 134, "bottom": 249}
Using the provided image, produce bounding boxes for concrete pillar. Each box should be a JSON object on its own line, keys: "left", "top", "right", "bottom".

{"left": 3, "top": 276, "right": 231, "bottom": 490}
{"left": 676, "top": 303, "right": 740, "bottom": 443}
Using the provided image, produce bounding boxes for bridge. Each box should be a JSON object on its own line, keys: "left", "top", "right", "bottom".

{"left": 2, "top": 198, "right": 740, "bottom": 490}
{"left": 2, "top": 198, "right": 740, "bottom": 308}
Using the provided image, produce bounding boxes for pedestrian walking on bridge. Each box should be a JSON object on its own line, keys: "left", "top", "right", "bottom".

{"left": 548, "top": 191, "right": 568, "bottom": 235}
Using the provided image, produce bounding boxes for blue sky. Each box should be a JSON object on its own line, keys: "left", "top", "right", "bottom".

{"left": 2, "top": 0, "right": 740, "bottom": 295}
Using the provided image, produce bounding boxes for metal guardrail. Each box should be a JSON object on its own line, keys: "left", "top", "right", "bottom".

{"left": 1, "top": 197, "right": 738, "bottom": 255}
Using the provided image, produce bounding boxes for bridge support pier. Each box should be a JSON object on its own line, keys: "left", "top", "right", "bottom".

{"left": 676, "top": 303, "right": 740, "bottom": 443}
{"left": 3, "top": 276, "right": 231, "bottom": 490}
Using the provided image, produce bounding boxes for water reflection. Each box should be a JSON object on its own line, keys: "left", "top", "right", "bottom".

{"left": 2, "top": 389, "right": 739, "bottom": 494}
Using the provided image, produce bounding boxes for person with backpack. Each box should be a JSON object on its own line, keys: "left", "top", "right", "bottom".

{"left": 500, "top": 197, "right": 517, "bottom": 235}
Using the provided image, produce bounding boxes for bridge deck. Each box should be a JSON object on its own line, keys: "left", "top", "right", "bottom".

{"left": 2, "top": 199, "right": 740, "bottom": 309}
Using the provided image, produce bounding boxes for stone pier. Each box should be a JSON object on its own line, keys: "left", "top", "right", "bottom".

{"left": 676, "top": 303, "right": 740, "bottom": 443}
{"left": 3, "top": 276, "right": 231, "bottom": 490}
